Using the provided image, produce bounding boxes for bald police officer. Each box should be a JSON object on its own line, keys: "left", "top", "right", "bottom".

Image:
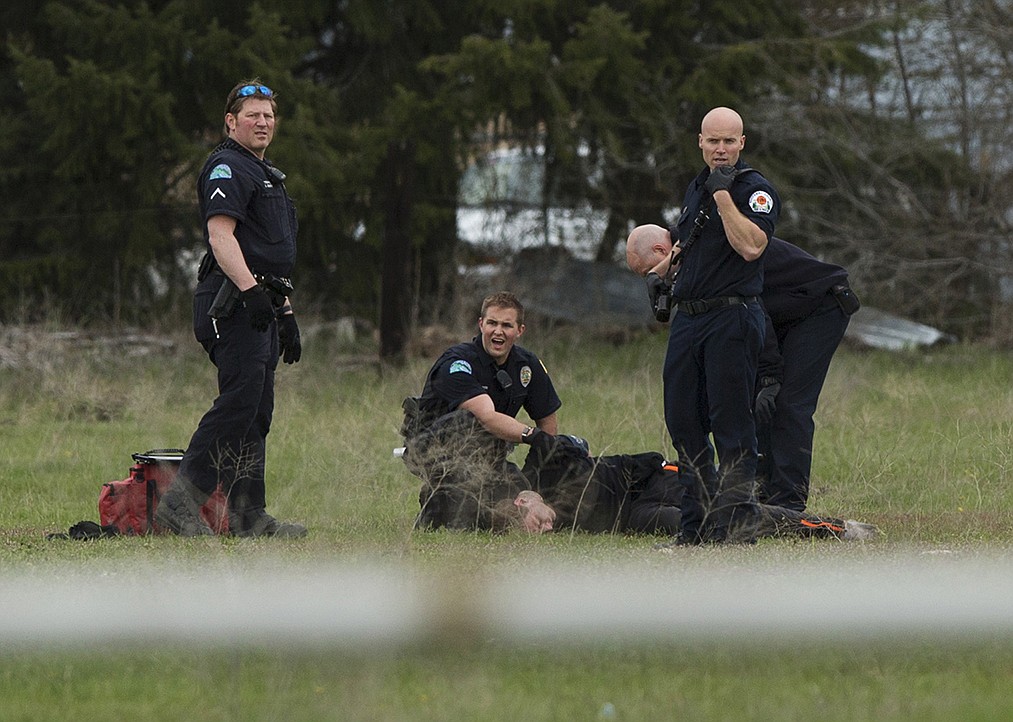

{"left": 653, "top": 107, "right": 778, "bottom": 545}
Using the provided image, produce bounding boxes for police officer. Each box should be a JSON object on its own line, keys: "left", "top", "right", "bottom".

{"left": 753, "top": 237, "right": 859, "bottom": 510}
{"left": 156, "top": 80, "right": 306, "bottom": 537}
{"left": 649, "top": 107, "right": 778, "bottom": 544}
{"left": 627, "top": 226, "right": 860, "bottom": 512}
{"left": 402, "top": 292, "right": 562, "bottom": 531}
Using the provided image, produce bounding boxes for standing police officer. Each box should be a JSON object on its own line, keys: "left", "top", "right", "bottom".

{"left": 650, "top": 107, "right": 778, "bottom": 544}
{"left": 402, "top": 292, "right": 562, "bottom": 531}
{"left": 627, "top": 227, "right": 860, "bottom": 514}
{"left": 753, "top": 237, "right": 859, "bottom": 510}
{"left": 156, "top": 80, "right": 306, "bottom": 537}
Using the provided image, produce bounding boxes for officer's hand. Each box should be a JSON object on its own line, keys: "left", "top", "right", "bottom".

{"left": 704, "top": 165, "right": 741, "bottom": 195}
{"left": 278, "top": 313, "right": 301, "bottom": 364}
{"left": 521, "top": 426, "right": 558, "bottom": 464}
{"left": 241, "top": 286, "right": 275, "bottom": 332}
{"left": 754, "top": 381, "right": 781, "bottom": 425}
{"left": 646, "top": 271, "right": 667, "bottom": 301}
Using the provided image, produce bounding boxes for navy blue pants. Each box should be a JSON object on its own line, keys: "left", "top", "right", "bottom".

{"left": 663, "top": 301, "right": 764, "bottom": 542}
{"left": 177, "top": 275, "right": 279, "bottom": 514}
{"left": 757, "top": 298, "right": 850, "bottom": 510}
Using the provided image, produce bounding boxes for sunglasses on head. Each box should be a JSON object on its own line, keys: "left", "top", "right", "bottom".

{"left": 236, "top": 84, "right": 273, "bottom": 98}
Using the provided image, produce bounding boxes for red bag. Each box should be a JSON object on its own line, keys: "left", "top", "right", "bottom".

{"left": 98, "top": 449, "right": 229, "bottom": 535}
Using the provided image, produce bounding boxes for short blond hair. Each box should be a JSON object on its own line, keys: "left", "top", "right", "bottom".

{"left": 480, "top": 291, "right": 525, "bottom": 325}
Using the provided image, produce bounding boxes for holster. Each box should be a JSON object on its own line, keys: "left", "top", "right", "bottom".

{"left": 208, "top": 277, "right": 241, "bottom": 320}
{"left": 831, "top": 283, "right": 861, "bottom": 316}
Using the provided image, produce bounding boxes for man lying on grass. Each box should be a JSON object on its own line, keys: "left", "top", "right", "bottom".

{"left": 505, "top": 434, "right": 878, "bottom": 541}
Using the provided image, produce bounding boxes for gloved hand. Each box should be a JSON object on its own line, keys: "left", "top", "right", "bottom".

{"left": 521, "top": 426, "right": 558, "bottom": 463}
{"left": 645, "top": 270, "right": 667, "bottom": 304}
{"left": 704, "top": 165, "right": 741, "bottom": 195}
{"left": 278, "top": 313, "right": 301, "bottom": 364}
{"left": 645, "top": 271, "right": 666, "bottom": 299}
{"left": 754, "top": 380, "right": 781, "bottom": 425}
{"left": 241, "top": 285, "right": 275, "bottom": 332}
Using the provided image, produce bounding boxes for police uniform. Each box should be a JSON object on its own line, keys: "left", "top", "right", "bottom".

{"left": 177, "top": 138, "right": 298, "bottom": 525}
{"left": 664, "top": 161, "right": 779, "bottom": 543}
{"left": 405, "top": 337, "right": 561, "bottom": 530}
{"left": 756, "top": 237, "right": 858, "bottom": 510}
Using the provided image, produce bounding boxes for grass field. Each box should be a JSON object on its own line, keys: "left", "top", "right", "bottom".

{"left": 1, "top": 320, "right": 1011, "bottom": 720}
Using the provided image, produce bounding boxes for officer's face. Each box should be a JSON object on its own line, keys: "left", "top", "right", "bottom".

{"left": 226, "top": 98, "right": 276, "bottom": 159}
{"left": 478, "top": 306, "right": 524, "bottom": 364}
{"left": 699, "top": 120, "right": 745, "bottom": 170}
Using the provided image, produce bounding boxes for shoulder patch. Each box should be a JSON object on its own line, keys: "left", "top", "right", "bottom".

{"left": 448, "top": 359, "right": 473, "bottom": 375}
{"left": 209, "top": 163, "right": 233, "bottom": 180}
{"left": 749, "top": 191, "right": 773, "bottom": 214}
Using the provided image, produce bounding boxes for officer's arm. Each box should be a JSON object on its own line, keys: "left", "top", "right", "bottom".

{"left": 207, "top": 215, "right": 259, "bottom": 291}
{"left": 534, "top": 412, "right": 558, "bottom": 435}
{"left": 459, "top": 393, "right": 531, "bottom": 442}
{"left": 711, "top": 191, "right": 767, "bottom": 261}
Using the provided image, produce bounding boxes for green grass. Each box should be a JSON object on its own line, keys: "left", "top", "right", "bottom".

{"left": 1, "top": 324, "right": 1012, "bottom": 720}
{"left": 2, "top": 642, "right": 1011, "bottom": 722}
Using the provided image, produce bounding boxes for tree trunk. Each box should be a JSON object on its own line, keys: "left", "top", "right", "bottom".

{"left": 379, "top": 139, "right": 416, "bottom": 364}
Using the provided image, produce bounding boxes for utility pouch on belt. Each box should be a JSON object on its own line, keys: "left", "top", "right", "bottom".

{"left": 401, "top": 396, "right": 423, "bottom": 440}
{"left": 196, "top": 251, "right": 217, "bottom": 282}
{"left": 831, "top": 283, "right": 861, "bottom": 316}
{"left": 208, "top": 277, "right": 241, "bottom": 319}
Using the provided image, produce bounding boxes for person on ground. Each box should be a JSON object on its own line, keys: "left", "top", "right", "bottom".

{"left": 506, "top": 435, "right": 878, "bottom": 541}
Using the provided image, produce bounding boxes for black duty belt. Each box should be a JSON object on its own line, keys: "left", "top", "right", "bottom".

{"left": 675, "top": 296, "right": 758, "bottom": 316}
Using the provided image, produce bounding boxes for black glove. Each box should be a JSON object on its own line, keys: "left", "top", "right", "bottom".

{"left": 278, "top": 313, "right": 301, "bottom": 364}
{"left": 754, "top": 380, "right": 781, "bottom": 425}
{"left": 521, "top": 426, "right": 558, "bottom": 464}
{"left": 241, "top": 285, "right": 275, "bottom": 332}
{"left": 704, "top": 165, "right": 741, "bottom": 195}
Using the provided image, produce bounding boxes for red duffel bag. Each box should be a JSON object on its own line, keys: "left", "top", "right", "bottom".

{"left": 98, "top": 449, "right": 229, "bottom": 535}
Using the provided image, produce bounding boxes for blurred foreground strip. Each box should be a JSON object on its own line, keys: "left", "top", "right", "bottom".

{"left": 2, "top": 555, "right": 1012, "bottom": 649}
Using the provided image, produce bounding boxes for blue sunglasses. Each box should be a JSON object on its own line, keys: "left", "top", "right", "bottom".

{"left": 236, "top": 84, "right": 273, "bottom": 98}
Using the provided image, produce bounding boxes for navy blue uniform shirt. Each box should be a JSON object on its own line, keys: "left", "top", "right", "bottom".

{"left": 671, "top": 161, "right": 780, "bottom": 301}
{"left": 761, "top": 237, "right": 849, "bottom": 325}
{"left": 197, "top": 140, "right": 298, "bottom": 277}
{"left": 419, "top": 337, "right": 561, "bottom": 423}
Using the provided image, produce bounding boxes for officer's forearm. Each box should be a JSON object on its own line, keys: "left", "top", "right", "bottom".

{"left": 534, "top": 414, "right": 558, "bottom": 435}
{"left": 714, "top": 194, "right": 767, "bottom": 261}
{"left": 460, "top": 395, "right": 529, "bottom": 442}
{"left": 208, "top": 225, "right": 257, "bottom": 291}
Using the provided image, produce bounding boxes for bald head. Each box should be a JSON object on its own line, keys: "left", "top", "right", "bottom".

{"left": 699, "top": 107, "right": 745, "bottom": 170}
{"left": 626, "top": 224, "right": 673, "bottom": 276}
